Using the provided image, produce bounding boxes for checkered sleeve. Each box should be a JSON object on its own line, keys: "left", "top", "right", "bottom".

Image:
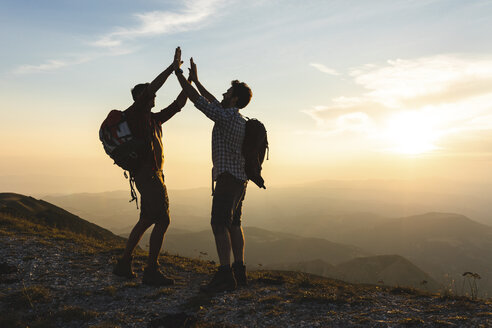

{"left": 194, "top": 96, "right": 234, "bottom": 126}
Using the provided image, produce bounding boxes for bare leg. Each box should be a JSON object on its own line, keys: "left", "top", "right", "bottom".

{"left": 147, "top": 219, "right": 170, "bottom": 268}
{"left": 212, "top": 224, "right": 232, "bottom": 266}
{"left": 122, "top": 219, "right": 153, "bottom": 261}
{"left": 229, "top": 225, "right": 245, "bottom": 263}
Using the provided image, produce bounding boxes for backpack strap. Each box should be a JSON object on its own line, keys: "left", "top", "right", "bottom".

{"left": 124, "top": 171, "right": 139, "bottom": 209}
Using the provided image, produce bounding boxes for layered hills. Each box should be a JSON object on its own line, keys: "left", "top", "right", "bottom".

{"left": 162, "top": 226, "right": 370, "bottom": 266}
{"left": 43, "top": 188, "right": 492, "bottom": 297}
{"left": 144, "top": 228, "right": 439, "bottom": 291}
{"left": 271, "top": 255, "right": 440, "bottom": 291}
{"left": 1, "top": 194, "right": 491, "bottom": 327}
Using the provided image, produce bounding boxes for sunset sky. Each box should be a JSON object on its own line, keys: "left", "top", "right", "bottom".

{"left": 1, "top": 0, "right": 492, "bottom": 194}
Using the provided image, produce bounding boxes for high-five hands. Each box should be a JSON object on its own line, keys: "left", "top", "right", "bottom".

{"left": 188, "top": 57, "right": 198, "bottom": 82}
{"left": 173, "top": 47, "right": 183, "bottom": 70}
{"left": 173, "top": 47, "right": 194, "bottom": 82}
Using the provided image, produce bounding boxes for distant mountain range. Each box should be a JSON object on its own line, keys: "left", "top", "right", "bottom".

{"left": 42, "top": 189, "right": 492, "bottom": 297}
{"left": 333, "top": 212, "right": 492, "bottom": 298}
{"left": 2, "top": 193, "right": 443, "bottom": 293}
{"left": 136, "top": 228, "right": 439, "bottom": 291}
{"left": 139, "top": 226, "right": 371, "bottom": 266}
{"left": 2, "top": 197, "right": 489, "bottom": 327}
{"left": 270, "top": 255, "right": 440, "bottom": 291}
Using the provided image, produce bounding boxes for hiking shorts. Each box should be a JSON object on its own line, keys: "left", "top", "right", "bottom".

{"left": 211, "top": 172, "right": 247, "bottom": 228}
{"left": 134, "top": 170, "right": 170, "bottom": 225}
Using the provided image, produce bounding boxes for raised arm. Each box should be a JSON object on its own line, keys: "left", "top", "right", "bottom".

{"left": 174, "top": 50, "right": 232, "bottom": 125}
{"left": 188, "top": 57, "right": 218, "bottom": 103}
{"left": 134, "top": 47, "right": 181, "bottom": 108}
{"left": 176, "top": 67, "right": 201, "bottom": 104}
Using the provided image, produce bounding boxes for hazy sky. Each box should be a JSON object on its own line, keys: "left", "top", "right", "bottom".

{"left": 1, "top": 0, "right": 492, "bottom": 194}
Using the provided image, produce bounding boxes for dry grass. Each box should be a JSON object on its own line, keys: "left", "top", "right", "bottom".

{"left": 53, "top": 305, "right": 98, "bottom": 321}
{"left": 0, "top": 303, "right": 98, "bottom": 328}
{"left": 399, "top": 317, "right": 425, "bottom": 326}
{"left": 0, "top": 213, "right": 125, "bottom": 254}
{"left": 146, "top": 287, "right": 175, "bottom": 300}
{"left": 1, "top": 285, "right": 51, "bottom": 309}
{"left": 90, "top": 323, "right": 121, "bottom": 328}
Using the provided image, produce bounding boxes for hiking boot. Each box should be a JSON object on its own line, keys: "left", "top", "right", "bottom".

{"left": 142, "top": 267, "right": 174, "bottom": 286}
{"left": 232, "top": 262, "right": 248, "bottom": 286}
{"left": 200, "top": 266, "right": 237, "bottom": 293}
{"left": 113, "top": 257, "right": 137, "bottom": 279}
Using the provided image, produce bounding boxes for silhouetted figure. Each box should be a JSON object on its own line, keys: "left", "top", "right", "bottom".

{"left": 176, "top": 54, "right": 252, "bottom": 292}
{"left": 113, "top": 48, "right": 188, "bottom": 286}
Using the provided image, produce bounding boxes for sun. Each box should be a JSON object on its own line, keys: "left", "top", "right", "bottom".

{"left": 383, "top": 111, "right": 439, "bottom": 155}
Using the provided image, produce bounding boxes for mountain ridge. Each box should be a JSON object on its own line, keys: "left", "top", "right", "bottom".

{"left": 1, "top": 195, "right": 491, "bottom": 327}
{"left": 269, "top": 255, "right": 440, "bottom": 291}
{"left": 40, "top": 190, "right": 492, "bottom": 296}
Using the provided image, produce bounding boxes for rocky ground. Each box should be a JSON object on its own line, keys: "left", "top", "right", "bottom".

{"left": 1, "top": 215, "right": 491, "bottom": 327}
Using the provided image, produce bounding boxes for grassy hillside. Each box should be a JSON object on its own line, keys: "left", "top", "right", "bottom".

{"left": 0, "top": 193, "right": 123, "bottom": 242}
{"left": 42, "top": 190, "right": 492, "bottom": 296}
{"left": 1, "top": 199, "right": 491, "bottom": 327}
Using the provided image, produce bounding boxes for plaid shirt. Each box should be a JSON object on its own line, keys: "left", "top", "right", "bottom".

{"left": 195, "top": 96, "right": 247, "bottom": 181}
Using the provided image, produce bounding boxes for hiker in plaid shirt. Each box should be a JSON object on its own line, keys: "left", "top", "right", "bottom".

{"left": 175, "top": 51, "right": 253, "bottom": 292}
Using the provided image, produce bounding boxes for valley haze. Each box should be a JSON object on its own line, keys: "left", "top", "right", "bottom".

{"left": 36, "top": 178, "right": 492, "bottom": 298}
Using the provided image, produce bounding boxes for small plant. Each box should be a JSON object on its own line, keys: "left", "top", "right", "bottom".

{"left": 461, "top": 272, "right": 481, "bottom": 300}
{"left": 1, "top": 285, "right": 51, "bottom": 309}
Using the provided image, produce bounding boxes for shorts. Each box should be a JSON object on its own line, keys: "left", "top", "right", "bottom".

{"left": 211, "top": 172, "right": 247, "bottom": 227}
{"left": 134, "top": 169, "right": 170, "bottom": 224}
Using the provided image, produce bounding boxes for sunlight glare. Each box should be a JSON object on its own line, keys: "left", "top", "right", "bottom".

{"left": 384, "top": 111, "right": 439, "bottom": 155}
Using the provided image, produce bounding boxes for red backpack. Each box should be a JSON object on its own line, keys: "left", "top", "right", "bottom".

{"left": 99, "top": 110, "right": 147, "bottom": 173}
{"left": 99, "top": 110, "right": 147, "bottom": 206}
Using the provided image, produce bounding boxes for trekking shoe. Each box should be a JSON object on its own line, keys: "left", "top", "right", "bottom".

{"left": 113, "top": 257, "right": 137, "bottom": 279}
{"left": 232, "top": 262, "right": 248, "bottom": 287}
{"left": 200, "top": 266, "right": 237, "bottom": 293}
{"left": 142, "top": 267, "right": 174, "bottom": 286}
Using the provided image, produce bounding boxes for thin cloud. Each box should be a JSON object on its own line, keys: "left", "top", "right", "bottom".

{"left": 93, "top": 0, "right": 226, "bottom": 48}
{"left": 15, "top": 60, "right": 69, "bottom": 74}
{"left": 14, "top": 56, "right": 93, "bottom": 74}
{"left": 309, "top": 63, "right": 339, "bottom": 76}
{"left": 351, "top": 55, "right": 492, "bottom": 108}
{"left": 303, "top": 55, "right": 492, "bottom": 154}
{"left": 302, "top": 98, "right": 386, "bottom": 128}
{"left": 15, "top": 0, "right": 226, "bottom": 74}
